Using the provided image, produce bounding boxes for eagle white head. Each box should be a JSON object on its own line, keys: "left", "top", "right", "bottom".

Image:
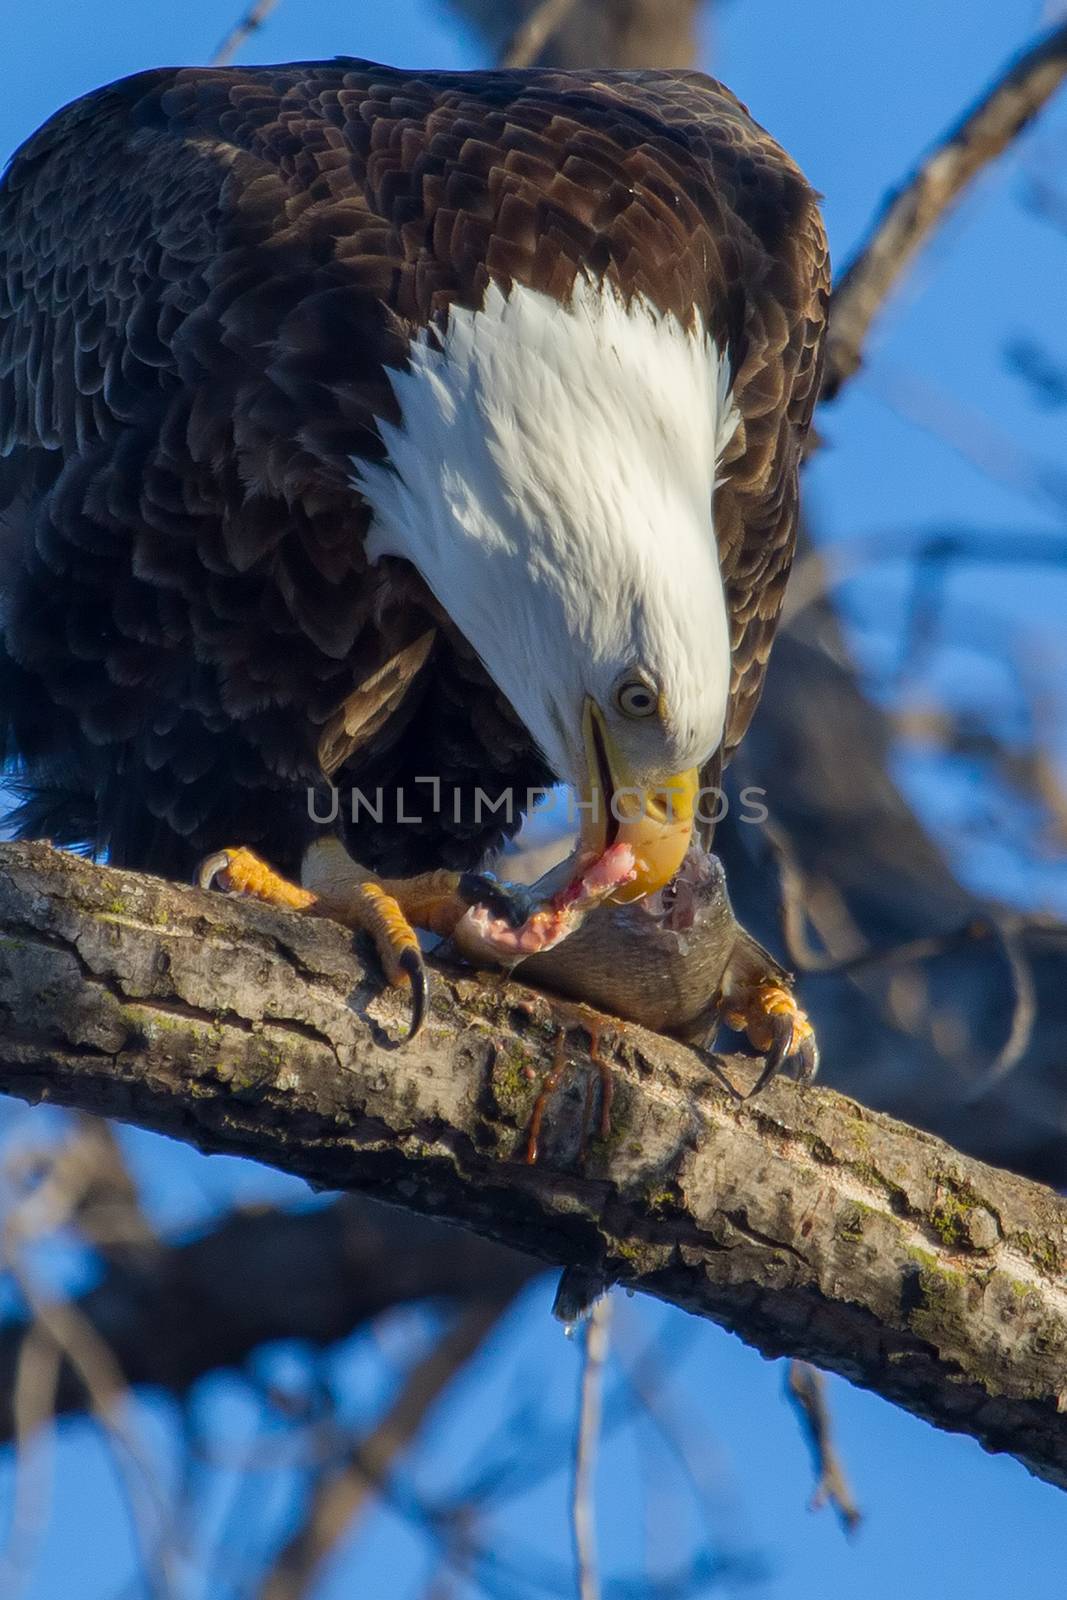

{"left": 358, "top": 275, "right": 737, "bottom": 898}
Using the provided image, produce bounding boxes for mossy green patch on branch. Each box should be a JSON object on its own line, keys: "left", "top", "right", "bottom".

{"left": 925, "top": 1170, "right": 1000, "bottom": 1252}
{"left": 1013, "top": 1229, "right": 1063, "bottom": 1279}
{"left": 644, "top": 1182, "right": 684, "bottom": 1216}
{"left": 904, "top": 1247, "right": 976, "bottom": 1358}
{"left": 94, "top": 891, "right": 171, "bottom": 928}
{"left": 845, "top": 1155, "right": 910, "bottom": 1214}
{"left": 487, "top": 1042, "right": 541, "bottom": 1124}
{"left": 607, "top": 1232, "right": 672, "bottom": 1277}
{"left": 836, "top": 1199, "right": 876, "bottom": 1243}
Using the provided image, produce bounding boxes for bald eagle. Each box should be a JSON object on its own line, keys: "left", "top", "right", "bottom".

{"left": 0, "top": 60, "right": 827, "bottom": 1047}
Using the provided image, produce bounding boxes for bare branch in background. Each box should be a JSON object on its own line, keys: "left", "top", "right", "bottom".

{"left": 3, "top": 843, "right": 1067, "bottom": 1491}
{"left": 785, "top": 1362, "right": 862, "bottom": 1535}
{"left": 783, "top": 524, "right": 1067, "bottom": 627}
{"left": 0, "top": 1191, "right": 537, "bottom": 1446}
{"left": 2, "top": 1123, "right": 178, "bottom": 1591}
{"left": 212, "top": 0, "right": 281, "bottom": 66}
{"left": 498, "top": 0, "right": 580, "bottom": 67}
{"left": 1006, "top": 335, "right": 1067, "bottom": 410}
{"left": 863, "top": 360, "right": 1067, "bottom": 519}
{"left": 258, "top": 1300, "right": 515, "bottom": 1600}
{"left": 572, "top": 1297, "right": 611, "bottom": 1600}
{"left": 446, "top": 0, "right": 700, "bottom": 71}
{"left": 824, "top": 21, "right": 1067, "bottom": 398}
{"left": 0, "top": 1328, "right": 59, "bottom": 1594}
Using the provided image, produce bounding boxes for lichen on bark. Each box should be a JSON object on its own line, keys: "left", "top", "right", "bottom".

{"left": 2, "top": 840, "right": 1067, "bottom": 1490}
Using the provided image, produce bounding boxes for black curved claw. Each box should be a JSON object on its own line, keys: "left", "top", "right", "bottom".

{"left": 196, "top": 850, "right": 233, "bottom": 892}
{"left": 796, "top": 1029, "right": 820, "bottom": 1087}
{"left": 398, "top": 945, "right": 428, "bottom": 1042}
{"left": 457, "top": 872, "right": 537, "bottom": 929}
{"left": 745, "top": 1010, "right": 794, "bottom": 1100}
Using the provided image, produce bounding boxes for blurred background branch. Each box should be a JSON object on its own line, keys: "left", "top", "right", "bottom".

{"left": 824, "top": 19, "right": 1067, "bottom": 397}
{"left": 4, "top": 2, "right": 1067, "bottom": 1595}
{"left": 212, "top": 0, "right": 282, "bottom": 65}
{"left": 447, "top": 0, "right": 701, "bottom": 70}
{"left": 0, "top": 1191, "right": 537, "bottom": 1446}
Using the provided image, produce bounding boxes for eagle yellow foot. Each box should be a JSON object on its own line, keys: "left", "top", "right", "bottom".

{"left": 196, "top": 845, "right": 457, "bottom": 1043}
{"left": 721, "top": 979, "right": 819, "bottom": 1098}
{"left": 197, "top": 846, "right": 317, "bottom": 911}
{"left": 196, "top": 842, "right": 533, "bottom": 1041}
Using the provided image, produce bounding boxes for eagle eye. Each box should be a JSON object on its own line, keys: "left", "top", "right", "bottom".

{"left": 614, "top": 677, "right": 658, "bottom": 720}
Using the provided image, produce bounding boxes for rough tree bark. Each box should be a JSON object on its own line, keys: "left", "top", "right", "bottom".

{"left": 3, "top": 22, "right": 1067, "bottom": 1581}
{"left": 1, "top": 842, "right": 1066, "bottom": 1491}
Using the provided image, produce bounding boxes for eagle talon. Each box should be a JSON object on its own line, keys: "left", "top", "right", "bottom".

{"left": 795, "top": 1026, "right": 819, "bottom": 1088}
{"left": 745, "top": 1015, "right": 793, "bottom": 1098}
{"left": 194, "top": 845, "right": 317, "bottom": 910}
{"left": 198, "top": 843, "right": 430, "bottom": 1041}
{"left": 398, "top": 945, "right": 428, "bottom": 1041}
{"left": 724, "top": 979, "right": 818, "bottom": 1097}
{"left": 196, "top": 849, "right": 234, "bottom": 893}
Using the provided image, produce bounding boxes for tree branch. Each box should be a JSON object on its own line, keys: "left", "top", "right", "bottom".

{"left": 498, "top": 0, "right": 581, "bottom": 68}
{"left": 211, "top": 0, "right": 282, "bottom": 66}
{"left": 785, "top": 1360, "right": 862, "bottom": 1534}
{"left": 824, "top": 21, "right": 1067, "bottom": 398}
{"left": 0, "top": 1193, "right": 537, "bottom": 1444}
{"left": 445, "top": 0, "right": 700, "bottom": 71}
{"left": 258, "top": 1299, "right": 515, "bottom": 1600}
{"left": 2, "top": 843, "right": 1067, "bottom": 1489}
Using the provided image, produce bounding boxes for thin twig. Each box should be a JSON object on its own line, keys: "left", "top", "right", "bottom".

{"left": 212, "top": 0, "right": 281, "bottom": 67}
{"left": 258, "top": 1300, "right": 512, "bottom": 1600}
{"left": 0, "top": 1328, "right": 61, "bottom": 1597}
{"left": 758, "top": 810, "right": 1040, "bottom": 1084}
{"left": 498, "top": 0, "right": 581, "bottom": 69}
{"left": 785, "top": 1361, "right": 862, "bottom": 1534}
{"left": 610, "top": 1308, "right": 742, "bottom": 1549}
{"left": 864, "top": 360, "right": 1067, "bottom": 520}
{"left": 572, "top": 1295, "right": 611, "bottom": 1600}
{"left": 962, "top": 917, "right": 1038, "bottom": 1096}
{"left": 824, "top": 21, "right": 1067, "bottom": 398}
{"left": 783, "top": 525, "right": 1067, "bottom": 628}
{"left": 1, "top": 1130, "right": 177, "bottom": 1595}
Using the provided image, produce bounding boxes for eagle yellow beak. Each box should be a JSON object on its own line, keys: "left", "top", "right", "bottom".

{"left": 578, "top": 698, "right": 698, "bottom": 903}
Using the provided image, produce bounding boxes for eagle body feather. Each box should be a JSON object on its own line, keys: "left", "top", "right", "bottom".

{"left": 0, "top": 59, "right": 828, "bottom": 877}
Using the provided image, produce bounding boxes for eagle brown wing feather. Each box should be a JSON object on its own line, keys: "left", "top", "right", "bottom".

{"left": 0, "top": 60, "right": 826, "bottom": 872}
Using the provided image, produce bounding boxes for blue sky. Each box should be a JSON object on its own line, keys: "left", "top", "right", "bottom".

{"left": 2, "top": 3, "right": 1067, "bottom": 1597}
